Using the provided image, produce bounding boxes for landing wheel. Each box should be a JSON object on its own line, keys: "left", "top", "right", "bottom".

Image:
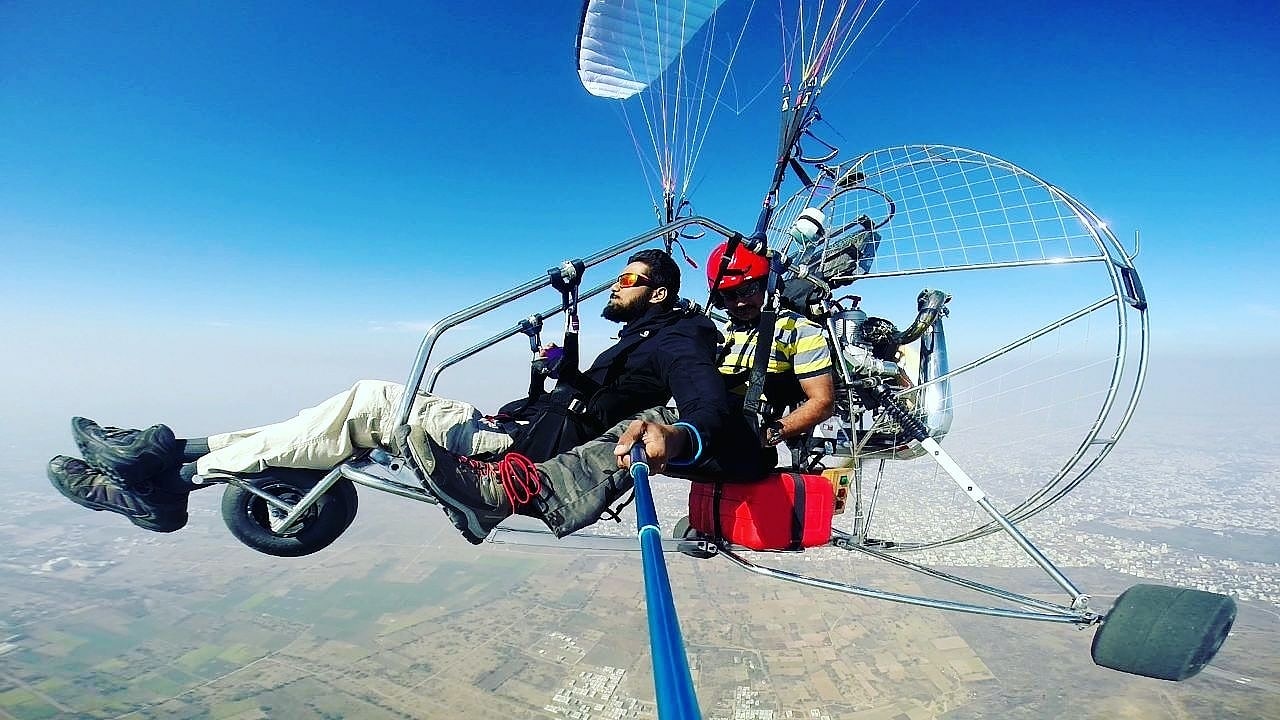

{"left": 1091, "top": 583, "right": 1236, "bottom": 681}
{"left": 221, "top": 469, "right": 358, "bottom": 558}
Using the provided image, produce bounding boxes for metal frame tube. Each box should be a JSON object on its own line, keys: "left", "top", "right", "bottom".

{"left": 717, "top": 547, "right": 1092, "bottom": 625}
{"left": 849, "top": 461, "right": 865, "bottom": 538}
{"left": 910, "top": 295, "right": 1116, "bottom": 394}
{"left": 835, "top": 536, "right": 1081, "bottom": 615}
{"left": 424, "top": 278, "right": 615, "bottom": 393}
{"left": 271, "top": 466, "right": 344, "bottom": 533}
{"left": 915, "top": 436, "right": 1088, "bottom": 605}
{"left": 395, "top": 216, "right": 741, "bottom": 426}
{"left": 339, "top": 465, "right": 440, "bottom": 503}
{"left": 230, "top": 460, "right": 442, "bottom": 537}
{"left": 853, "top": 255, "right": 1104, "bottom": 281}
{"left": 224, "top": 479, "right": 296, "bottom": 514}
{"left": 860, "top": 458, "right": 886, "bottom": 541}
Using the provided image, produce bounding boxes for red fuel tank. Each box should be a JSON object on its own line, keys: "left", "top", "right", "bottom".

{"left": 689, "top": 472, "right": 835, "bottom": 551}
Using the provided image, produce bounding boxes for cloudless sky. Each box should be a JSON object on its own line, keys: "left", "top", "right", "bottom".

{"left": 2, "top": 0, "right": 1278, "bottom": 447}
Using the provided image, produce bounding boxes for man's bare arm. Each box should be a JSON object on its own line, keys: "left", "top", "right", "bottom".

{"left": 765, "top": 372, "right": 835, "bottom": 446}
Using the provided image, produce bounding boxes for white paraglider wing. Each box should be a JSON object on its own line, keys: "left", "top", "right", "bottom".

{"left": 577, "top": 0, "right": 730, "bottom": 100}
{"left": 576, "top": 0, "right": 910, "bottom": 225}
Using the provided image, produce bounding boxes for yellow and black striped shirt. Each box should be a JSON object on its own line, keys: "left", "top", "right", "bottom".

{"left": 719, "top": 309, "right": 832, "bottom": 404}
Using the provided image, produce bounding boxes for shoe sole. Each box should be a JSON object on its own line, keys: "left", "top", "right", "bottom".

{"left": 419, "top": 473, "right": 489, "bottom": 545}
{"left": 47, "top": 457, "right": 185, "bottom": 533}
{"left": 47, "top": 463, "right": 111, "bottom": 514}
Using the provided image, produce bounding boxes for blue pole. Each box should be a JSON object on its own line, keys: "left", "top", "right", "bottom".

{"left": 630, "top": 446, "right": 702, "bottom": 720}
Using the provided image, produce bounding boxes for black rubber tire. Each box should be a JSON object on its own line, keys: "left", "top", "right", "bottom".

{"left": 221, "top": 469, "right": 358, "bottom": 558}
{"left": 1091, "top": 583, "right": 1236, "bottom": 681}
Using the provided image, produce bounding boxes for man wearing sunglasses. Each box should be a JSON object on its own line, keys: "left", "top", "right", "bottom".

{"left": 707, "top": 241, "right": 835, "bottom": 451}
{"left": 416, "top": 249, "right": 763, "bottom": 543}
{"left": 49, "top": 249, "right": 759, "bottom": 543}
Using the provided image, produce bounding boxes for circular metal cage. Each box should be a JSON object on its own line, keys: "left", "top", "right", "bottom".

{"left": 769, "top": 145, "right": 1149, "bottom": 551}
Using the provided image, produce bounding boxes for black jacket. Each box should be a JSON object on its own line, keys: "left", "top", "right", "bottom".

{"left": 510, "top": 302, "right": 761, "bottom": 477}
{"left": 581, "top": 304, "right": 727, "bottom": 438}
{"left": 579, "top": 304, "right": 762, "bottom": 478}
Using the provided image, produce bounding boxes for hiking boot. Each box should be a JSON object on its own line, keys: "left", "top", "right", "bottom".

{"left": 416, "top": 435, "right": 541, "bottom": 544}
{"left": 72, "top": 417, "right": 180, "bottom": 486}
{"left": 47, "top": 456, "right": 188, "bottom": 533}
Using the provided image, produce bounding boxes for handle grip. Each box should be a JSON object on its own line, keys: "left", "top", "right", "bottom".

{"left": 630, "top": 444, "right": 649, "bottom": 471}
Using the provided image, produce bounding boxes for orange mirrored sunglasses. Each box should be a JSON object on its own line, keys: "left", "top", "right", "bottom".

{"left": 615, "top": 271, "right": 652, "bottom": 288}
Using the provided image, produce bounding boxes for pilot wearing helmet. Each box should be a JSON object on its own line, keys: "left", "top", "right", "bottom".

{"left": 707, "top": 241, "right": 835, "bottom": 451}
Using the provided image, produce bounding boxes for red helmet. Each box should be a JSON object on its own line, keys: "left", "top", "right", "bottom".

{"left": 706, "top": 241, "right": 768, "bottom": 291}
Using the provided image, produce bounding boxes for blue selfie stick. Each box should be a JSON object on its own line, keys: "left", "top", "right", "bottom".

{"left": 630, "top": 445, "right": 701, "bottom": 719}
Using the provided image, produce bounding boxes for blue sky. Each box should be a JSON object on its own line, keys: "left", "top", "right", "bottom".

{"left": 2, "top": 0, "right": 1278, "bottom": 444}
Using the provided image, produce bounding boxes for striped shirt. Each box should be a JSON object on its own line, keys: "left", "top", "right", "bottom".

{"left": 719, "top": 309, "right": 832, "bottom": 403}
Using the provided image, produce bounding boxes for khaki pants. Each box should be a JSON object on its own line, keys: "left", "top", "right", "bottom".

{"left": 196, "top": 380, "right": 514, "bottom": 475}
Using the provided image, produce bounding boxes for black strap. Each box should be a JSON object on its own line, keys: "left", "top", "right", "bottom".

{"left": 712, "top": 481, "right": 725, "bottom": 542}
{"left": 548, "top": 260, "right": 585, "bottom": 379}
{"left": 706, "top": 232, "right": 747, "bottom": 309}
{"left": 601, "top": 488, "right": 636, "bottom": 524}
{"left": 556, "top": 331, "right": 582, "bottom": 386}
{"left": 741, "top": 303, "right": 776, "bottom": 430}
{"left": 788, "top": 473, "right": 807, "bottom": 550}
{"left": 741, "top": 253, "right": 782, "bottom": 435}
{"left": 788, "top": 156, "right": 814, "bottom": 188}
{"left": 517, "top": 315, "right": 548, "bottom": 405}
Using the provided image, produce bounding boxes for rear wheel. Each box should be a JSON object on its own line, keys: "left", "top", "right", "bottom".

{"left": 221, "top": 469, "right": 358, "bottom": 558}
{"left": 1091, "top": 583, "right": 1236, "bottom": 681}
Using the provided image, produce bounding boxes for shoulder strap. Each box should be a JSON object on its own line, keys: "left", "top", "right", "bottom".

{"left": 712, "top": 481, "right": 725, "bottom": 542}
{"left": 742, "top": 258, "right": 782, "bottom": 433}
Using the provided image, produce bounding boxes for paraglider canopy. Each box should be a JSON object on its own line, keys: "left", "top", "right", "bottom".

{"left": 577, "top": 0, "right": 730, "bottom": 100}
{"left": 576, "top": 0, "right": 909, "bottom": 232}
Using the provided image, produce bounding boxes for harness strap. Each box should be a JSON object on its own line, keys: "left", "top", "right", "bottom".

{"left": 548, "top": 259, "right": 586, "bottom": 385}
{"left": 742, "top": 303, "right": 777, "bottom": 430}
{"left": 712, "top": 481, "right": 725, "bottom": 543}
{"left": 741, "top": 253, "right": 784, "bottom": 436}
{"left": 788, "top": 472, "right": 807, "bottom": 551}
{"left": 706, "top": 232, "right": 747, "bottom": 309}
{"left": 517, "top": 315, "right": 547, "bottom": 403}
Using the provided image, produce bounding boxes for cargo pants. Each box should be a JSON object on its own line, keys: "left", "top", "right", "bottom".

{"left": 533, "top": 407, "right": 769, "bottom": 537}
